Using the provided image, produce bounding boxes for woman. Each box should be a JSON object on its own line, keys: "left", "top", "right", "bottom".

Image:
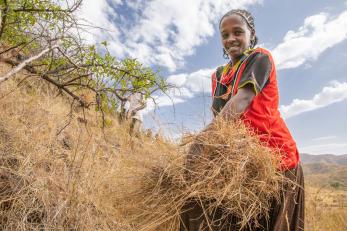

{"left": 180, "top": 9, "right": 304, "bottom": 231}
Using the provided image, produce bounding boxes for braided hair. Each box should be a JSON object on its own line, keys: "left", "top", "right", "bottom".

{"left": 220, "top": 9, "right": 258, "bottom": 58}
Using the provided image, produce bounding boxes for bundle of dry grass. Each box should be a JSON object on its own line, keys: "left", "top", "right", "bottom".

{"left": 183, "top": 119, "right": 284, "bottom": 229}
{"left": 116, "top": 119, "right": 285, "bottom": 230}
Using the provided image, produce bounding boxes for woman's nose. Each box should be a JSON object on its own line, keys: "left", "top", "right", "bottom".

{"left": 226, "top": 34, "right": 236, "bottom": 43}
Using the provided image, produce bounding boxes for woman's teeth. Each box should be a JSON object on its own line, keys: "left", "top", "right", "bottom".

{"left": 227, "top": 46, "right": 238, "bottom": 52}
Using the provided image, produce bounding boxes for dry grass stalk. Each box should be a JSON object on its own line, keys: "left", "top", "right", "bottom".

{"left": 305, "top": 186, "right": 347, "bottom": 231}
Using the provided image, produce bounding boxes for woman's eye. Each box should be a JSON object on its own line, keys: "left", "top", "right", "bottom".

{"left": 235, "top": 31, "right": 243, "bottom": 36}
{"left": 222, "top": 33, "right": 228, "bottom": 39}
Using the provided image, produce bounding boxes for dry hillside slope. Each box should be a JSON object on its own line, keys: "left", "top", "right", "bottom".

{"left": 0, "top": 62, "right": 171, "bottom": 230}
{"left": 0, "top": 62, "right": 346, "bottom": 231}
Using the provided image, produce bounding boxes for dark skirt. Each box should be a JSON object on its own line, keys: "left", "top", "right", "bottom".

{"left": 180, "top": 164, "right": 305, "bottom": 231}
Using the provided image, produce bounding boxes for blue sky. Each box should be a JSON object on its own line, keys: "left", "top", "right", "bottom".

{"left": 78, "top": 0, "right": 347, "bottom": 155}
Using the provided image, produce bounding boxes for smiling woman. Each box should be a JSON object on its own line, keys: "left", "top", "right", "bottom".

{"left": 219, "top": 10, "right": 257, "bottom": 62}
{"left": 180, "top": 9, "right": 305, "bottom": 231}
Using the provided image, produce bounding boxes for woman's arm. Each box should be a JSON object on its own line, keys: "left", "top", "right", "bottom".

{"left": 218, "top": 84, "right": 256, "bottom": 121}
{"left": 186, "top": 84, "right": 255, "bottom": 170}
{"left": 202, "top": 84, "right": 255, "bottom": 133}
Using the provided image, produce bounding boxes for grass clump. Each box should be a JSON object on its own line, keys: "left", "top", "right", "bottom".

{"left": 118, "top": 119, "right": 284, "bottom": 230}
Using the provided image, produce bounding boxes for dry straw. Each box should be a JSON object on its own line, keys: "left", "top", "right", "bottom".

{"left": 0, "top": 65, "right": 286, "bottom": 230}
{"left": 116, "top": 118, "right": 285, "bottom": 230}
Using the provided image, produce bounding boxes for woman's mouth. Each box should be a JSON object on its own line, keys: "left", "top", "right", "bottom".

{"left": 226, "top": 46, "right": 239, "bottom": 53}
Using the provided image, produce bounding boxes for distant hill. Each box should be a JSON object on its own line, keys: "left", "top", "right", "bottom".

{"left": 300, "top": 153, "right": 347, "bottom": 166}
{"left": 300, "top": 154, "right": 347, "bottom": 188}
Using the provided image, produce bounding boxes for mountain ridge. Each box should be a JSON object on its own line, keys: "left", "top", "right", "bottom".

{"left": 300, "top": 153, "right": 347, "bottom": 166}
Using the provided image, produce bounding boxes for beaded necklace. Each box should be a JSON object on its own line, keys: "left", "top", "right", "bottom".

{"left": 218, "top": 48, "right": 254, "bottom": 99}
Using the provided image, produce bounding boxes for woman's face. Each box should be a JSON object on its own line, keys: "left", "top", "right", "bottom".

{"left": 220, "top": 14, "right": 253, "bottom": 62}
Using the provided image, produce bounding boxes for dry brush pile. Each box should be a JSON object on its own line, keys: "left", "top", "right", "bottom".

{"left": 0, "top": 66, "right": 285, "bottom": 230}
{"left": 116, "top": 119, "right": 284, "bottom": 230}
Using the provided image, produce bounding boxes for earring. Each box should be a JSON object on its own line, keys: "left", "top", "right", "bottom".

{"left": 223, "top": 48, "right": 229, "bottom": 59}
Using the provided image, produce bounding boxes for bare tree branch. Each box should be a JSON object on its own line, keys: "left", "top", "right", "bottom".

{"left": 0, "top": 43, "right": 59, "bottom": 83}
{"left": 1, "top": 57, "right": 88, "bottom": 108}
{"left": 13, "top": 0, "right": 82, "bottom": 13}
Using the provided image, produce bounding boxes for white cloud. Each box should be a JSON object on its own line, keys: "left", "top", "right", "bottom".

{"left": 300, "top": 142, "right": 347, "bottom": 155}
{"left": 76, "top": 0, "right": 125, "bottom": 55}
{"left": 123, "top": 0, "right": 263, "bottom": 71}
{"left": 273, "top": 10, "right": 347, "bottom": 70}
{"left": 144, "top": 68, "right": 214, "bottom": 112}
{"left": 167, "top": 68, "right": 213, "bottom": 93}
{"left": 280, "top": 81, "right": 347, "bottom": 119}
{"left": 312, "top": 136, "right": 337, "bottom": 142}
{"left": 77, "top": 0, "right": 262, "bottom": 71}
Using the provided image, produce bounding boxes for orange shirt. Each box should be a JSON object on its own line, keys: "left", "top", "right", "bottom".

{"left": 211, "top": 47, "right": 299, "bottom": 170}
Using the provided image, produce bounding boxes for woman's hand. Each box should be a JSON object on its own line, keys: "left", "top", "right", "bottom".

{"left": 185, "top": 84, "right": 255, "bottom": 176}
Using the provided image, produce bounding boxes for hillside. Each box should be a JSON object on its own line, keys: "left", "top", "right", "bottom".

{"left": 300, "top": 154, "right": 347, "bottom": 230}
{"left": 300, "top": 153, "right": 347, "bottom": 189}
{"left": 301, "top": 153, "right": 347, "bottom": 166}
{"left": 0, "top": 62, "right": 346, "bottom": 230}
{"left": 303, "top": 163, "right": 347, "bottom": 188}
{"left": 0, "top": 62, "right": 172, "bottom": 230}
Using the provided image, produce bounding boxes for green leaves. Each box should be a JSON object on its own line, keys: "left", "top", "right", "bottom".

{"left": 0, "top": 0, "right": 169, "bottom": 118}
